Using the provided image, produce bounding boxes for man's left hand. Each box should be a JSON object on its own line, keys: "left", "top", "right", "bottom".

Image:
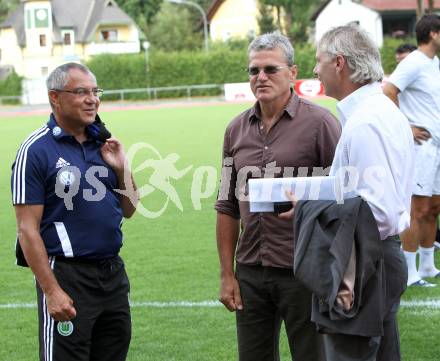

{"left": 101, "top": 137, "right": 127, "bottom": 174}
{"left": 278, "top": 191, "right": 297, "bottom": 220}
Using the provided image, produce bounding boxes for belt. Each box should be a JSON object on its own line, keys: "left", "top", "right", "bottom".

{"left": 55, "top": 255, "right": 119, "bottom": 266}
{"left": 383, "top": 234, "right": 400, "bottom": 242}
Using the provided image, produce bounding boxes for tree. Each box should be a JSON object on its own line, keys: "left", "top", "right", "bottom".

{"left": 260, "top": 0, "right": 283, "bottom": 29}
{"left": 428, "top": 0, "right": 435, "bottom": 13}
{"left": 115, "top": 0, "right": 210, "bottom": 45}
{"left": 257, "top": 3, "right": 277, "bottom": 34}
{"left": 115, "top": 0, "right": 162, "bottom": 24}
{"left": 114, "top": 0, "right": 163, "bottom": 36}
{"left": 417, "top": 0, "right": 435, "bottom": 16}
{"left": 416, "top": 0, "right": 425, "bottom": 19}
{"left": 175, "top": 0, "right": 213, "bottom": 38}
{"left": 0, "top": 0, "right": 19, "bottom": 24}
{"left": 259, "top": 0, "right": 321, "bottom": 43}
{"left": 147, "top": 2, "right": 202, "bottom": 51}
{"left": 414, "top": 0, "right": 437, "bottom": 18}
{"left": 193, "top": 0, "right": 212, "bottom": 11}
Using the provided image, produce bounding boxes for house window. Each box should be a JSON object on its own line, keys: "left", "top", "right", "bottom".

{"left": 64, "top": 32, "right": 71, "bottom": 45}
{"left": 61, "top": 30, "right": 74, "bottom": 48}
{"left": 39, "top": 34, "right": 46, "bottom": 47}
{"left": 100, "top": 29, "right": 118, "bottom": 42}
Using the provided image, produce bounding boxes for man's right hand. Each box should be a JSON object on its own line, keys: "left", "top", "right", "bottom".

{"left": 411, "top": 126, "right": 431, "bottom": 144}
{"left": 46, "top": 287, "right": 77, "bottom": 321}
{"left": 219, "top": 275, "right": 243, "bottom": 312}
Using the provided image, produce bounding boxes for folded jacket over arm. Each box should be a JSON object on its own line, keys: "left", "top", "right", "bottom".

{"left": 293, "top": 197, "right": 385, "bottom": 337}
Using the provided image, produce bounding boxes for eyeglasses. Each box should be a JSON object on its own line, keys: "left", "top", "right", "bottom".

{"left": 246, "top": 65, "right": 290, "bottom": 76}
{"left": 51, "top": 88, "right": 104, "bottom": 98}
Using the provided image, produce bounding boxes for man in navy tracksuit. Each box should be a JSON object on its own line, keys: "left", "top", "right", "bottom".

{"left": 11, "top": 62, "right": 138, "bottom": 361}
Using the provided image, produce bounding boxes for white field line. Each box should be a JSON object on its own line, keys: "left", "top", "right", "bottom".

{"left": 400, "top": 299, "right": 440, "bottom": 308}
{"left": 130, "top": 300, "right": 220, "bottom": 308}
{"left": 1, "top": 299, "right": 440, "bottom": 310}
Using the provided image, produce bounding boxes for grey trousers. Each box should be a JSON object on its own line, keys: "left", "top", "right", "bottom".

{"left": 322, "top": 236, "right": 408, "bottom": 361}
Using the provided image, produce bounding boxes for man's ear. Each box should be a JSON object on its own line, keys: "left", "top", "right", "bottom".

{"left": 48, "top": 90, "right": 59, "bottom": 107}
{"left": 335, "top": 54, "right": 346, "bottom": 73}
{"left": 289, "top": 64, "right": 298, "bottom": 83}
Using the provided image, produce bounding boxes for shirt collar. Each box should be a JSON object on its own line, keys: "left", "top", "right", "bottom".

{"left": 336, "top": 82, "right": 383, "bottom": 127}
{"left": 47, "top": 113, "right": 72, "bottom": 141}
{"left": 47, "top": 113, "right": 99, "bottom": 143}
{"left": 249, "top": 91, "right": 299, "bottom": 123}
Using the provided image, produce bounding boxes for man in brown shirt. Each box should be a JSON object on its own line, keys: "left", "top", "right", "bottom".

{"left": 215, "top": 32, "right": 341, "bottom": 361}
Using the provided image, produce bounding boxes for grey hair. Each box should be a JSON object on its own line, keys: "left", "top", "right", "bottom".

{"left": 46, "top": 62, "right": 96, "bottom": 90}
{"left": 317, "top": 24, "right": 384, "bottom": 83}
{"left": 248, "top": 31, "right": 295, "bottom": 66}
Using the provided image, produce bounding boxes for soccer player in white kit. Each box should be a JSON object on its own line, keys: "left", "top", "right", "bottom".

{"left": 384, "top": 14, "right": 440, "bottom": 287}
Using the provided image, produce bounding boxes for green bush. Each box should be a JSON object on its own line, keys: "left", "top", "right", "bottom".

{"left": 86, "top": 45, "right": 314, "bottom": 96}
{"left": 85, "top": 38, "right": 421, "bottom": 100}
{"left": 380, "top": 37, "right": 417, "bottom": 75}
{"left": 0, "top": 38, "right": 423, "bottom": 104}
{"left": 87, "top": 53, "right": 146, "bottom": 90}
{"left": 294, "top": 43, "right": 317, "bottom": 79}
{"left": 0, "top": 71, "right": 22, "bottom": 104}
{"left": 0, "top": 71, "right": 22, "bottom": 95}
{"left": 149, "top": 49, "right": 248, "bottom": 87}
{"left": 87, "top": 47, "right": 249, "bottom": 99}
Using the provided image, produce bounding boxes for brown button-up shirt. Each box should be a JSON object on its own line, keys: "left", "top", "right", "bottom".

{"left": 215, "top": 93, "right": 341, "bottom": 268}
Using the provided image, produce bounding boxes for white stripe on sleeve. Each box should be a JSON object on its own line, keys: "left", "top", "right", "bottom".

{"left": 12, "top": 126, "right": 49, "bottom": 204}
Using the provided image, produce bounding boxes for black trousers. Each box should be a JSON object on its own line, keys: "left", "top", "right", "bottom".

{"left": 322, "top": 236, "right": 408, "bottom": 361}
{"left": 235, "top": 263, "right": 324, "bottom": 361}
{"left": 37, "top": 256, "right": 131, "bottom": 361}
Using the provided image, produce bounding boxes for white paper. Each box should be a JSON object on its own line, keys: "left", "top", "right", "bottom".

{"left": 248, "top": 176, "right": 355, "bottom": 213}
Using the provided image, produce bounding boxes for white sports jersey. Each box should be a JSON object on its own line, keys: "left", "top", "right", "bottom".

{"left": 388, "top": 50, "right": 440, "bottom": 143}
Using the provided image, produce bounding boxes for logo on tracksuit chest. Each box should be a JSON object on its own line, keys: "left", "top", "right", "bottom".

{"left": 55, "top": 158, "right": 76, "bottom": 186}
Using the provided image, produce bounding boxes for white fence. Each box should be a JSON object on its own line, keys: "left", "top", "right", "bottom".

{"left": 0, "top": 95, "right": 21, "bottom": 105}
{"left": 102, "top": 84, "right": 225, "bottom": 102}
{"left": 0, "top": 80, "right": 327, "bottom": 106}
{"left": 0, "top": 83, "right": 226, "bottom": 105}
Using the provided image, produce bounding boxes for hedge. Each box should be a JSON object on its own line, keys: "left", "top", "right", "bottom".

{"left": 86, "top": 38, "right": 419, "bottom": 99}
{"left": 0, "top": 38, "right": 422, "bottom": 103}
{"left": 87, "top": 48, "right": 248, "bottom": 99}
{"left": 0, "top": 71, "right": 22, "bottom": 104}
{"left": 380, "top": 37, "right": 417, "bottom": 75}
{"left": 86, "top": 44, "right": 319, "bottom": 99}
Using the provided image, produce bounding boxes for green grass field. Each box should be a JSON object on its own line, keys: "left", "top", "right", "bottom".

{"left": 1, "top": 99, "right": 439, "bottom": 360}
